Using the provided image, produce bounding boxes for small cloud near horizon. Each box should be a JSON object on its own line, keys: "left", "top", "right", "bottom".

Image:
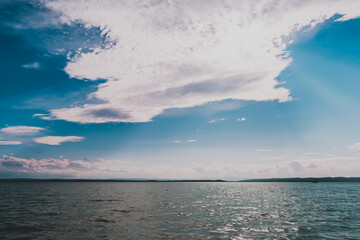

{"left": 0, "top": 126, "right": 46, "bottom": 135}
{"left": 289, "top": 161, "right": 304, "bottom": 172}
{"left": 0, "top": 141, "right": 22, "bottom": 145}
{"left": 304, "top": 152, "right": 322, "bottom": 155}
{"left": 256, "top": 149, "right": 273, "bottom": 152}
{"left": 348, "top": 142, "right": 360, "bottom": 151}
{"left": 33, "top": 136, "right": 84, "bottom": 145}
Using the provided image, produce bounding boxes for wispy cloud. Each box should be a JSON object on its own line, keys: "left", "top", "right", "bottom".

{"left": 187, "top": 139, "right": 197, "bottom": 143}
{"left": 304, "top": 152, "right": 322, "bottom": 155}
{"left": 256, "top": 149, "right": 273, "bottom": 152}
{"left": 173, "top": 140, "right": 181, "bottom": 143}
{"left": 0, "top": 126, "right": 45, "bottom": 135}
{"left": 348, "top": 142, "right": 360, "bottom": 151}
{"left": 237, "top": 117, "right": 246, "bottom": 121}
{"left": 208, "top": 118, "right": 226, "bottom": 124}
{"left": 0, "top": 141, "right": 22, "bottom": 145}
{"left": 33, "top": 136, "right": 84, "bottom": 145}
{"left": 22, "top": 61, "right": 40, "bottom": 69}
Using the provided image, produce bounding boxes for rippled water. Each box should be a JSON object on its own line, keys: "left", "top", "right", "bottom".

{"left": 0, "top": 182, "right": 359, "bottom": 239}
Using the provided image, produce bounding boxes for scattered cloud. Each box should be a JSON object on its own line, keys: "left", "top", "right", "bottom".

{"left": 39, "top": 0, "right": 360, "bottom": 123}
{"left": 208, "top": 118, "right": 227, "bottom": 124}
{"left": 1, "top": 154, "right": 360, "bottom": 179}
{"left": 237, "top": 117, "right": 246, "bottom": 121}
{"left": 22, "top": 61, "right": 40, "bottom": 69}
{"left": 33, "top": 136, "right": 84, "bottom": 145}
{"left": 111, "top": 155, "right": 360, "bottom": 180}
{"left": 0, "top": 141, "right": 22, "bottom": 145}
{"left": 0, "top": 126, "right": 46, "bottom": 135}
{"left": 173, "top": 140, "right": 181, "bottom": 143}
{"left": 348, "top": 142, "right": 360, "bottom": 151}
{"left": 187, "top": 139, "right": 197, "bottom": 142}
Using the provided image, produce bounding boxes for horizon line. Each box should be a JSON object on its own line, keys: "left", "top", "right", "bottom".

{"left": 1, "top": 177, "right": 360, "bottom": 182}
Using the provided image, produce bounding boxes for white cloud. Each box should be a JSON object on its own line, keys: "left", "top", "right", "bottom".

{"left": 187, "top": 139, "right": 197, "bottom": 142}
{"left": 237, "top": 117, "right": 246, "bottom": 121}
{"left": 33, "top": 136, "right": 84, "bottom": 145}
{"left": 208, "top": 120, "right": 216, "bottom": 124}
{"left": 42, "top": 0, "right": 360, "bottom": 123}
{"left": 173, "top": 140, "right": 181, "bottom": 143}
{"left": 0, "top": 126, "right": 46, "bottom": 135}
{"left": 0, "top": 141, "right": 22, "bottom": 145}
{"left": 348, "top": 142, "right": 360, "bottom": 151}
{"left": 22, "top": 62, "right": 40, "bottom": 69}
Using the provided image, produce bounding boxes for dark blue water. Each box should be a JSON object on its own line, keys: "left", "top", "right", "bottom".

{"left": 0, "top": 182, "right": 359, "bottom": 239}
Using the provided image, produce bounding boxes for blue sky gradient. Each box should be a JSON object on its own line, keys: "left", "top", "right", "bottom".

{"left": 1, "top": 1, "right": 360, "bottom": 179}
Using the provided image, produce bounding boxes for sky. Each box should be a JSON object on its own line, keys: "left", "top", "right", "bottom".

{"left": 1, "top": 0, "right": 360, "bottom": 180}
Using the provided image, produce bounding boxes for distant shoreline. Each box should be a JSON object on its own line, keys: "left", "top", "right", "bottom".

{"left": 1, "top": 177, "right": 360, "bottom": 182}
{"left": 238, "top": 177, "right": 360, "bottom": 182}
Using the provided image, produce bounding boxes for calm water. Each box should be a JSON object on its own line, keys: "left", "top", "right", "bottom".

{"left": 0, "top": 182, "right": 359, "bottom": 239}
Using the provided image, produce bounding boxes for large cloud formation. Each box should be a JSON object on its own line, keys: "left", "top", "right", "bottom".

{"left": 42, "top": 0, "right": 360, "bottom": 123}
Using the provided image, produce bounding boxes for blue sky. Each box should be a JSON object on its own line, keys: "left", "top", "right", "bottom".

{"left": 1, "top": 0, "right": 360, "bottom": 179}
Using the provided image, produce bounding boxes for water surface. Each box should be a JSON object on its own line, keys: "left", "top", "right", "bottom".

{"left": 0, "top": 182, "right": 359, "bottom": 239}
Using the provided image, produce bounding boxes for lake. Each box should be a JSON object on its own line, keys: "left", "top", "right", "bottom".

{"left": 0, "top": 182, "right": 359, "bottom": 239}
